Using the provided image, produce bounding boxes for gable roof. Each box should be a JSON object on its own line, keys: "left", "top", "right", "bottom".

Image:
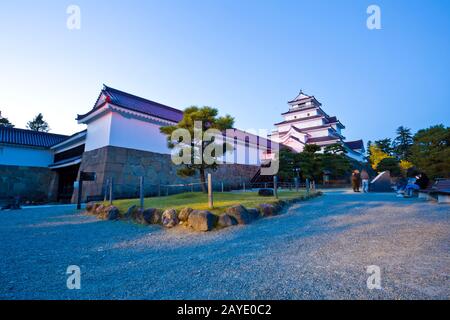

{"left": 77, "top": 85, "right": 184, "bottom": 123}
{"left": 288, "top": 90, "right": 321, "bottom": 106}
{"left": 0, "top": 126, "right": 69, "bottom": 148}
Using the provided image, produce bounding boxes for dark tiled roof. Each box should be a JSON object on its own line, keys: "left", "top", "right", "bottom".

{"left": 307, "top": 136, "right": 340, "bottom": 143}
{"left": 0, "top": 127, "right": 69, "bottom": 148}
{"left": 274, "top": 114, "right": 323, "bottom": 126}
{"left": 77, "top": 85, "right": 183, "bottom": 123}
{"left": 281, "top": 105, "right": 319, "bottom": 115}
{"left": 327, "top": 116, "right": 337, "bottom": 123}
{"left": 346, "top": 139, "right": 364, "bottom": 150}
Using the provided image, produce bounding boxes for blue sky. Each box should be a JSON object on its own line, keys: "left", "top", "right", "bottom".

{"left": 0, "top": 0, "right": 449, "bottom": 144}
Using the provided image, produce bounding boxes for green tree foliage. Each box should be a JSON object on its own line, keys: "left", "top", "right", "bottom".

{"left": 376, "top": 157, "right": 401, "bottom": 177}
{"left": 366, "top": 140, "right": 372, "bottom": 158}
{"left": 393, "top": 126, "right": 413, "bottom": 160}
{"left": 324, "top": 143, "right": 347, "bottom": 155}
{"left": 303, "top": 144, "right": 321, "bottom": 154}
{"left": 374, "top": 138, "right": 393, "bottom": 155}
{"left": 410, "top": 125, "right": 450, "bottom": 179}
{"left": 160, "top": 106, "right": 234, "bottom": 192}
{"left": 27, "top": 113, "right": 50, "bottom": 132}
{"left": 0, "top": 111, "right": 14, "bottom": 127}
{"left": 278, "top": 146, "right": 351, "bottom": 182}
{"left": 277, "top": 147, "right": 296, "bottom": 180}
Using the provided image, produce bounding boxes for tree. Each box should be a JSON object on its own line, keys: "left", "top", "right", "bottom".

{"left": 27, "top": 113, "right": 50, "bottom": 132}
{"left": 393, "top": 126, "right": 413, "bottom": 160}
{"left": 278, "top": 145, "right": 351, "bottom": 182}
{"left": 399, "top": 160, "right": 414, "bottom": 177}
{"left": 377, "top": 157, "right": 401, "bottom": 177}
{"left": 369, "top": 144, "right": 390, "bottom": 170}
{"left": 374, "top": 138, "right": 393, "bottom": 155}
{"left": 160, "top": 106, "right": 234, "bottom": 192}
{"left": 278, "top": 147, "right": 296, "bottom": 181}
{"left": 0, "top": 111, "right": 14, "bottom": 127}
{"left": 324, "top": 143, "right": 347, "bottom": 155}
{"left": 410, "top": 125, "right": 450, "bottom": 179}
{"left": 366, "top": 140, "right": 372, "bottom": 158}
{"left": 303, "top": 144, "right": 321, "bottom": 154}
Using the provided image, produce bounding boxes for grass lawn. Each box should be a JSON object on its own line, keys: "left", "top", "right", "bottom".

{"left": 106, "top": 190, "right": 311, "bottom": 215}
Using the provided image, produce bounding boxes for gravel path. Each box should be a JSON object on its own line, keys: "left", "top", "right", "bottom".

{"left": 0, "top": 190, "right": 448, "bottom": 300}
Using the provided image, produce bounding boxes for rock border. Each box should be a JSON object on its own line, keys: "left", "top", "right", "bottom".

{"left": 84, "top": 191, "right": 323, "bottom": 232}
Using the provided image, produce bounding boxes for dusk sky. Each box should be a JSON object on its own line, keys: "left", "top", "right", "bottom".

{"left": 0, "top": 0, "right": 449, "bottom": 143}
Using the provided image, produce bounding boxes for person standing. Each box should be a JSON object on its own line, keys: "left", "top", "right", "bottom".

{"left": 361, "top": 169, "right": 370, "bottom": 193}
{"left": 351, "top": 170, "right": 361, "bottom": 192}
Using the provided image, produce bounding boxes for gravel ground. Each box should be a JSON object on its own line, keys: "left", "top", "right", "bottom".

{"left": 0, "top": 190, "right": 448, "bottom": 300}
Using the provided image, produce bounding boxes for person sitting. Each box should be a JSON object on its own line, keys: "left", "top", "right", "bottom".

{"left": 415, "top": 173, "right": 430, "bottom": 190}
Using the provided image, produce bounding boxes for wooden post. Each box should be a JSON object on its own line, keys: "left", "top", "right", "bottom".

{"left": 243, "top": 182, "right": 246, "bottom": 192}
{"left": 221, "top": 181, "right": 224, "bottom": 193}
{"left": 273, "top": 176, "right": 278, "bottom": 199}
{"left": 109, "top": 177, "right": 114, "bottom": 205}
{"left": 295, "top": 177, "right": 299, "bottom": 192}
{"left": 104, "top": 179, "right": 109, "bottom": 202}
{"left": 208, "top": 174, "right": 213, "bottom": 209}
{"left": 77, "top": 173, "right": 83, "bottom": 210}
{"left": 139, "top": 176, "right": 144, "bottom": 209}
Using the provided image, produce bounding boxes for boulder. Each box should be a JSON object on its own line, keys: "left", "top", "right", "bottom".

{"left": 178, "top": 207, "right": 194, "bottom": 222}
{"left": 162, "top": 209, "right": 179, "bottom": 228}
{"left": 247, "top": 208, "right": 261, "bottom": 220}
{"left": 258, "top": 188, "right": 274, "bottom": 197}
{"left": 124, "top": 205, "right": 137, "bottom": 220}
{"left": 103, "top": 206, "right": 120, "bottom": 221}
{"left": 226, "top": 205, "right": 253, "bottom": 225}
{"left": 217, "top": 214, "right": 238, "bottom": 228}
{"left": 131, "top": 209, "right": 147, "bottom": 224}
{"left": 95, "top": 204, "right": 105, "bottom": 216}
{"left": 143, "top": 208, "right": 162, "bottom": 225}
{"left": 188, "top": 210, "right": 218, "bottom": 231}
{"left": 258, "top": 203, "right": 277, "bottom": 217}
{"left": 85, "top": 202, "right": 98, "bottom": 213}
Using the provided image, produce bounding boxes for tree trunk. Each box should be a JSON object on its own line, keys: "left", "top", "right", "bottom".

{"left": 199, "top": 168, "right": 207, "bottom": 193}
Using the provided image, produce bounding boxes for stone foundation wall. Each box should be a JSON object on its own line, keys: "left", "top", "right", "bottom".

{"left": 0, "top": 165, "right": 58, "bottom": 204}
{"left": 73, "top": 146, "right": 259, "bottom": 202}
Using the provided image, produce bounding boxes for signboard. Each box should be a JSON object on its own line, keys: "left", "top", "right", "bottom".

{"left": 80, "top": 172, "right": 96, "bottom": 182}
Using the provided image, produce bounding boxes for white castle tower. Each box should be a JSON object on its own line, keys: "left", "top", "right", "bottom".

{"left": 269, "top": 90, "right": 365, "bottom": 161}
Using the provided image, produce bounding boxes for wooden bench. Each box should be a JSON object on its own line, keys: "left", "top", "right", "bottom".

{"left": 418, "top": 179, "right": 450, "bottom": 204}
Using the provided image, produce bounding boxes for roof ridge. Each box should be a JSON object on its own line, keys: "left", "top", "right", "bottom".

{"left": 0, "top": 126, "right": 68, "bottom": 138}
{"left": 103, "top": 85, "right": 183, "bottom": 114}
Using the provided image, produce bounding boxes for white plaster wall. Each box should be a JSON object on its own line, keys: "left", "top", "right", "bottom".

{"left": 294, "top": 119, "right": 324, "bottom": 129}
{"left": 84, "top": 112, "right": 113, "bottom": 152}
{"left": 306, "top": 129, "right": 330, "bottom": 138}
{"left": 109, "top": 112, "right": 171, "bottom": 155}
{"left": 0, "top": 145, "right": 54, "bottom": 167}
{"left": 285, "top": 109, "right": 318, "bottom": 121}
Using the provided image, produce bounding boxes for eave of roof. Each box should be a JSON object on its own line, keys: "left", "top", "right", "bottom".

{"left": 77, "top": 85, "right": 183, "bottom": 123}
{"left": 307, "top": 136, "right": 341, "bottom": 143}
{"left": 0, "top": 127, "right": 69, "bottom": 148}
{"left": 274, "top": 114, "right": 323, "bottom": 126}
{"left": 281, "top": 105, "right": 319, "bottom": 115}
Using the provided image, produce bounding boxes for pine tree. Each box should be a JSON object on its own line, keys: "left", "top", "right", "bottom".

{"left": 393, "top": 126, "right": 413, "bottom": 160}
{"left": 27, "top": 113, "right": 50, "bottom": 132}
{"left": 0, "top": 111, "right": 14, "bottom": 127}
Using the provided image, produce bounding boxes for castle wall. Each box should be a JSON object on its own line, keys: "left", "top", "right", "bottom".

{"left": 72, "top": 146, "right": 259, "bottom": 202}
{"left": 0, "top": 165, "right": 58, "bottom": 204}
